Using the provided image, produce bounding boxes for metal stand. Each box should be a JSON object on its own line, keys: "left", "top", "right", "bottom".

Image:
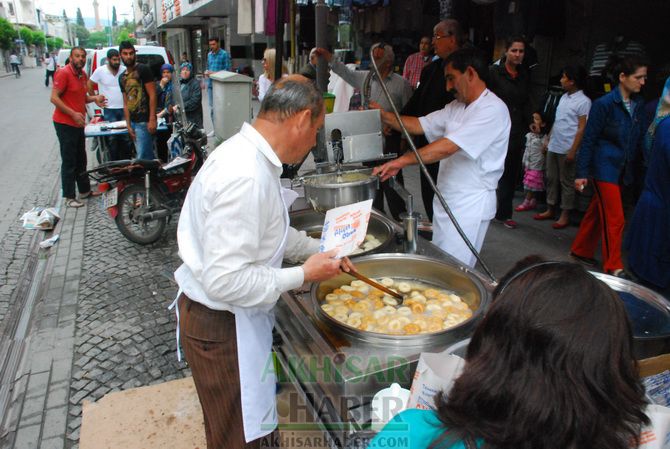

{"left": 367, "top": 43, "right": 497, "bottom": 283}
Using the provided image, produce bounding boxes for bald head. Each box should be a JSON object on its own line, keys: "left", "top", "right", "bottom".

{"left": 259, "top": 75, "right": 324, "bottom": 123}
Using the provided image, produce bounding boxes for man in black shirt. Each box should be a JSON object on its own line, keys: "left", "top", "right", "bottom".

{"left": 119, "top": 41, "right": 157, "bottom": 160}
{"left": 401, "top": 19, "right": 465, "bottom": 221}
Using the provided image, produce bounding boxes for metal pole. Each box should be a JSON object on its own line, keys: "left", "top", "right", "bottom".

{"left": 274, "top": 0, "right": 284, "bottom": 81}
{"left": 368, "top": 43, "right": 497, "bottom": 283}
{"left": 314, "top": 0, "right": 328, "bottom": 92}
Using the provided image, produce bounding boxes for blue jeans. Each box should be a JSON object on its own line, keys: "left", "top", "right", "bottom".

{"left": 207, "top": 86, "right": 214, "bottom": 125}
{"left": 103, "top": 108, "right": 131, "bottom": 160}
{"left": 132, "top": 122, "right": 156, "bottom": 160}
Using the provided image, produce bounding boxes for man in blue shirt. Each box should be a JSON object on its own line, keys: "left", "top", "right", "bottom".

{"left": 204, "top": 37, "right": 231, "bottom": 131}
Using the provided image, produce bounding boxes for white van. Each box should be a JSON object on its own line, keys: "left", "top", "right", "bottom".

{"left": 86, "top": 45, "right": 174, "bottom": 118}
{"left": 56, "top": 48, "right": 94, "bottom": 72}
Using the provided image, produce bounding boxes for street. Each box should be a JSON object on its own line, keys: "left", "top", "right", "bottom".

{"left": 0, "top": 66, "right": 591, "bottom": 449}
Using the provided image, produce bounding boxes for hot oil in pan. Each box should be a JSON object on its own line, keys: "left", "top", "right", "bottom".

{"left": 618, "top": 291, "right": 670, "bottom": 338}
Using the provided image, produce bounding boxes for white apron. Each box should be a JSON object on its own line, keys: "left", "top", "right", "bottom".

{"left": 233, "top": 184, "right": 298, "bottom": 443}
{"left": 432, "top": 189, "right": 494, "bottom": 268}
{"left": 169, "top": 184, "right": 299, "bottom": 443}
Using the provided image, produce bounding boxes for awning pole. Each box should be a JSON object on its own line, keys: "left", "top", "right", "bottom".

{"left": 315, "top": 0, "right": 328, "bottom": 92}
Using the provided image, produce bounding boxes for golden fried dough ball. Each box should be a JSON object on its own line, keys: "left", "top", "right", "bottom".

{"left": 403, "top": 323, "right": 421, "bottom": 335}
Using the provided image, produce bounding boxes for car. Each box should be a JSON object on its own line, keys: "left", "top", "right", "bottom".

{"left": 86, "top": 45, "right": 175, "bottom": 119}
{"left": 56, "top": 48, "right": 94, "bottom": 72}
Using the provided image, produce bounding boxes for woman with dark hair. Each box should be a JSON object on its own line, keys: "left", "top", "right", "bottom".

{"left": 534, "top": 65, "right": 591, "bottom": 228}
{"left": 368, "top": 256, "right": 649, "bottom": 449}
{"left": 489, "top": 36, "right": 532, "bottom": 229}
{"left": 571, "top": 55, "right": 648, "bottom": 278}
{"left": 625, "top": 76, "right": 670, "bottom": 290}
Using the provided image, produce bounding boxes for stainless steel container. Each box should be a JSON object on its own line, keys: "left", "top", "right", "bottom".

{"left": 289, "top": 209, "right": 396, "bottom": 257}
{"left": 299, "top": 168, "right": 379, "bottom": 214}
{"left": 591, "top": 272, "right": 670, "bottom": 359}
{"left": 310, "top": 253, "right": 489, "bottom": 346}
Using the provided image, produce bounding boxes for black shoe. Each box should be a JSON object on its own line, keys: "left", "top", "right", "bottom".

{"left": 569, "top": 252, "right": 597, "bottom": 267}
{"left": 608, "top": 269, "right": 633, "bottom": 280}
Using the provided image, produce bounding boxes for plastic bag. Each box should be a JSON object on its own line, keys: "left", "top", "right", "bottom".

{"left": 21, "top": 207, "right": 61, "bottom": 230}
{"left": 406, "top": 352, "right": 464, "bottom": 410}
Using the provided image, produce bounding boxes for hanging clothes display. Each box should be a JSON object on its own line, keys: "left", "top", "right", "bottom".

{"left": 238, "top": 0, "right": 253, "bottom": 35}
{"left": 265, "top": 0, "right": 290, "bottom": 36}
{"left": 255, "top": 0, "right": 265, "bottom": 33}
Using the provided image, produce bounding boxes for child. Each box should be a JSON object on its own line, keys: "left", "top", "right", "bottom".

{"left": 515, "top": 112, "right": 548, "bottom": 212}
{"left": 534, "top": 65, "right": 591, "bottom": 229}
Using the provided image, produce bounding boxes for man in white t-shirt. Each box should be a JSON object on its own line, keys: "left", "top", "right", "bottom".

{"left": 88, "top": 48, "right": 129, "bottom": 160}
{"left": 45, "top": 52, "right": 57, "bottom": 87}
{"left": 373, "top": 48, "right": 511, "bottom": 267}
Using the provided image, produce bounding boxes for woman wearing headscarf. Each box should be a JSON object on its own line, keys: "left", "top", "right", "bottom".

{"left": 156, "top": 63, "right": 174, "bottom": 161}
{"left": 169, "top": 62, "right": 203, "bottom": 129}
{"left": 625, "top": 77, "right": 670, "bottom": 290}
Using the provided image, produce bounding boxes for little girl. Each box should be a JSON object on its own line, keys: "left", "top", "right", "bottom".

{"left": 515, "top": 112, "right": 548, "bottom": 211}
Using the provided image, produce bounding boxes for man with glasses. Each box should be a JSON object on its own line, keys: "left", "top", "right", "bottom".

{"left": 401, "top": 19, "right": 465, "bottom": 222}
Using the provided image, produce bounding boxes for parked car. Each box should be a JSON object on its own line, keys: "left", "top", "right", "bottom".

{"left": 86, "top": 45, "right": 175, "bottom": 119}
{"left": 56, "top": 48, "right": 94, "bottom": 72}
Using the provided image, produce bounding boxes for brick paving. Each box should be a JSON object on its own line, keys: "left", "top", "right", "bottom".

{"left": 65, "top": 199, "right": 190, "bottom": 447}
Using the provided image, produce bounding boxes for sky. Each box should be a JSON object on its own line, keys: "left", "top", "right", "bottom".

{"left": 38, "top": 0, "right": 135, "bottom": 24}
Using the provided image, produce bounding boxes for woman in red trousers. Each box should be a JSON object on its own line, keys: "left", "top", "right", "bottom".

{"left": 571, "top": 55, "right": 648, "bottom": 278}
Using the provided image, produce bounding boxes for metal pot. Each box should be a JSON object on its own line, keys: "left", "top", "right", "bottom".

{"left": 289, "top": 209, "right": 396, "bottom": 257}
{"left": 299, "top": 168, "right": 379, "bottom": 214}
{"left": 310, "top": 253, "right": 490, "bottom": 346}
{"left": 590, "top": 272, "right": 670, "bottom": 359}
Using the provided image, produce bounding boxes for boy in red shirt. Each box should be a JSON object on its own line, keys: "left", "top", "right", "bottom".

{"left": 50, "top": 47, "right": 105, "bottom": 207}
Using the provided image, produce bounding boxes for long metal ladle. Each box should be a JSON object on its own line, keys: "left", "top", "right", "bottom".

{"left": 364, "top": 43, "right": 497, "bottom": 283}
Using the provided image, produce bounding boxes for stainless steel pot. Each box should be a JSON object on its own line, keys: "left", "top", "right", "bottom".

{"left": 590, "top": 272, "right": 670, "bottom": 359}
{"left": 298, "top": 168, "right": 379, "bottom": 214}
{"left": 310, "top": 253, "right": 490, "bottom": 346}
{"left": 289, "top": 209, "right": 395, "bottom": 257}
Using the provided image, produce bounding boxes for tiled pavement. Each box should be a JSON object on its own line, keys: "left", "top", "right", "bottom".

{"left": 1, "top": 195, "right": 190, "bottom": 449}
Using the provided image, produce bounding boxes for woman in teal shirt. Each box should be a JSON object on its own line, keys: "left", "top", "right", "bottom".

{"left": 369, "top": 257, "right": 649, "bottom": 449}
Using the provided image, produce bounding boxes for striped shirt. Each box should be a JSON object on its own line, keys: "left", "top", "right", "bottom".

{"left": 402, "top": 52, "right": 431, "bottom": 89}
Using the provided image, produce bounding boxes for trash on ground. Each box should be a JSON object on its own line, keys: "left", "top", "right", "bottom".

{"left": 39, "top": 234, "right": 60, "bottom": 248}
{"left": 21, "top": 207, "right": 61, "bottom": 230}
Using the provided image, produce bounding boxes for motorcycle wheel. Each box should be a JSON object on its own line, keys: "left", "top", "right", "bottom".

{"left": 115, "top": 184, "right": 167, "bottom": 245}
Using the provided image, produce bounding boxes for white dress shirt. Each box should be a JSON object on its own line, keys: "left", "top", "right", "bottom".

{"left": 175, "top": 122, "right": 319, "bottom": 311}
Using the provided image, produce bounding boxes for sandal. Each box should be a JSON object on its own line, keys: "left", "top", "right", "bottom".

{"left": 80, "top": 190, "right": 101, "bottom": 199}
{"left": 66, "top": 198, "right": 85, "bottom": 208}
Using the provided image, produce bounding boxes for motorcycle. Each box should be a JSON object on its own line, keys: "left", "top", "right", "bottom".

{"left": 87, "top": 120, "right": 208, "bottom": 245}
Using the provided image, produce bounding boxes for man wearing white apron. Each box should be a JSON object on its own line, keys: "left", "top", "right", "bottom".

{"left": 373, "top": 48, "right": 511, "bottom": 267}
{"left": 173, "top": 76, "right": 351, "bottom": 448}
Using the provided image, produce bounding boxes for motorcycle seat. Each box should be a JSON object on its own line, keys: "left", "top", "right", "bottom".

{"left": 131, "top": 159, "right": 163, "bottom": 170}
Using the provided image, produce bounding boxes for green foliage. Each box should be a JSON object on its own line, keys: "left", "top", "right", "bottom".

{"left": 32, "top": 30, "right": 46, "bottom": 48}
{"left": 88, "top": 31, "right": 110, "bottom": 48}
{"left": 115, "top": 30, "right": 136, "bottom": 45}
{"left": 19, "top": 27, "right": 34, "bottom": 46}
{"left": 75, "top": 24, "right": 90, "bottom": 47}
{"left": 0, "top": 17, "right": 16, "bottom": 51}
{"left": 76, "top": 8, "right": 85, "bottom": 27}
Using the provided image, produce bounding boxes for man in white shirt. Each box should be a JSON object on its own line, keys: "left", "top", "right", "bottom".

{"left": 174, "top": 75, "right": 352, "bottom": 448}
{"left": 373, "top": 48, "right": 511, "bottom": 267}
{"left": 45, "top": 52, "right": 57, "bottom": 87}
{"left": 88, "top": 49, "right": 129, "bottom": 160}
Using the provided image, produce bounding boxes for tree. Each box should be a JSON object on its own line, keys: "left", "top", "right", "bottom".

{"left": 32, "top": 30, "right": 46, "bottom": 50}
{"left": 19, "top": 27, "right": 34, "bottom": 46}
{"left": 76, "top": 8, "right": 85, "bottom": 28}
{"left": 74, "top": 25, "right": 89, "bottom": 47}
{"left": 112, "top": 6, "right": 118, "bottom": 28}
{"left": 115, "top": 30, "right": 136, "bottom": 45}
{"left": 0, "top": 18, "right": 16, "bottom": 51}
{"left": 88, "top": 31, "right": 108, "bottom": 48}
